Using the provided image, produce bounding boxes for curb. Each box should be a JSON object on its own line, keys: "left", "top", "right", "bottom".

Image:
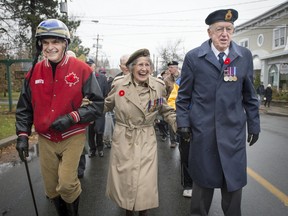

{"left": 265, "top": 112, "right": 288, "bottom": 117}
{"left": 0, "top": 131, "right": 36, "bottom": 149}
{"left": 259, "top": 108, "right": 288, "bottom": 117}
{"left": 0, "top": 135, "right": 17, "bottom": 149}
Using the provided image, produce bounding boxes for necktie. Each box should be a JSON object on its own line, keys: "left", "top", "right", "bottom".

{"left": 218, "top": 52, "right": 225, "bottom": 67}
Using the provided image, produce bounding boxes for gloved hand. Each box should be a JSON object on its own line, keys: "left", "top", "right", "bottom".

{"left": 177, "top": 127, "right": 191, "bottom": 142}
{"left": 16, "top": 135, "right": 29, "bottom": 162}
{"left": 50, "top": 114, "right": 75, "bottom": 132}
{"left": 247, "top": 133, "right": 259, "bottom": 146}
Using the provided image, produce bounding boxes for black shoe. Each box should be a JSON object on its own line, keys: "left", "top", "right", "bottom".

{"left": 98, "top": 151, "right": 104, "bottom": 157}
{"left": 78, "top": 173, "right": 84, "bottom": 179}
{"left": 139, "top": 210, "right": 148, "bottom": 216}
{"left": 106, "top": 142, "right": 111, "bottom": 148}
{"left": 126, "top": 210, "right": 134, "bottom": 216}
{"left": 66, "top": 196, "right": 80, "bottom": 216}
{"left": 88, "top": 151, "right": 96, "bottom": 158}
{"left": 52, "top": 196, "right": 67, "bottom": 216}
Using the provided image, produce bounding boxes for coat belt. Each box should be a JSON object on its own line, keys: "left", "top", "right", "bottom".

{"left": 116, "top": 122, "right": 153, "bottom": 138}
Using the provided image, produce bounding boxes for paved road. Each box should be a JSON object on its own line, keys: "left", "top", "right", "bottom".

{"left": 0, "top": 133, "right": 192, "bottom": 216}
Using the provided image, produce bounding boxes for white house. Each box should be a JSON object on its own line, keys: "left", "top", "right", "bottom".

{"left": 233, "top": 1, "right": 288, "bottom": 90}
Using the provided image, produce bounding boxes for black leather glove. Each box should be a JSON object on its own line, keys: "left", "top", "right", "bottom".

{"left": 177, "top": 127, "right": 191, "bottom": 142}
{"left": 50, "top": 114, "right": 75, "bottom": 132}
{"left": 247, "top": 133, "right": 259, "bottom": 146}
{"left": 16, "top": 135, "right": 29, "bottom": 162}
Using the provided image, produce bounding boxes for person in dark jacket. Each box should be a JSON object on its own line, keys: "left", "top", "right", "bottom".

{"left": 256, "top": 82, "right": 265, "bottom": 104}
{"left": 15, "top": 19, "right": 104, "bottom": 216}
{"left": 86, "top": 59, "right": 109, "bottom": 157}
{"left": 176, "top": 9, "right": 260, "bottom": 216}
{"left": 264, "top": 84, "right": 273, "bottom": 107}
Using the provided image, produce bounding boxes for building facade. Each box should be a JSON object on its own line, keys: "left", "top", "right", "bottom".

{"left": 233, "top": 1, "right": 288, "bottom": 91}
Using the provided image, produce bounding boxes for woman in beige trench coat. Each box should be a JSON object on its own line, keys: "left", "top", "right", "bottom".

{"left": 104, "top": 48, "right": 177, "bottom": 216}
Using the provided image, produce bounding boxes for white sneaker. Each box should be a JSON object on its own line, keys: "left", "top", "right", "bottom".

{"left": 183, "top": 189, "right": 192, "bottom": 198}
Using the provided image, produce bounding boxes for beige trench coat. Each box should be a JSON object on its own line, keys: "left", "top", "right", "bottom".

{"left": 104, "top": 74, "right": 176, "bottom": 211}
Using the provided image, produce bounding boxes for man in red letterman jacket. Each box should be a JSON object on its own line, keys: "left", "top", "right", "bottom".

{"left": 15, "top": 19, "right": 104, "bottom": 216}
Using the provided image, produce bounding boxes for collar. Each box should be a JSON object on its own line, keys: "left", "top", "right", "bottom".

{"left": 211, "top": 42, "right": 229, "bottom": 59}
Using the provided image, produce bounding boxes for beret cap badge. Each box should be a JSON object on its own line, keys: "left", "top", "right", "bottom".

{"left": 225, "top": 10, "right": 233, "bottom": 21}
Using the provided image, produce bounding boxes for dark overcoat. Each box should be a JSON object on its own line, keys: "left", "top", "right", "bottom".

{"left": 94, "top": 72, "right": 109, "bottom": 133}
{"left": 176, "top": 40, "right": 260, "bottom": 192}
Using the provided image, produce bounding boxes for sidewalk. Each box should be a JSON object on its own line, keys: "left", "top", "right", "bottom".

{"left": 259, "top": 104, "right": 288, "bottom": 117}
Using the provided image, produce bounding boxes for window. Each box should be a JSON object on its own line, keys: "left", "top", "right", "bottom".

{"left": 257, "top": 34, "right": 264, "bottom": 47}
{"left": 239, "top": 39, "right": 249, "bottom": 48}
{"left": 273, "top": 26, "right": 286, "bottom": 49}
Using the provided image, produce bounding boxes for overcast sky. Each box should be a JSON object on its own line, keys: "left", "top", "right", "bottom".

{"left": 67, "top": 0, "right": 287, "bottom": 68}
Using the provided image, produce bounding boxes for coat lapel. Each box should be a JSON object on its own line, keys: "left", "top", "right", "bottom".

{"left": 199, "top": 40, "right": 222, "bottom": 72}
{"left": 221, "top": 41, "right": 242, "bottom": 76}
{"left": 121, "top": 74, "right": 147, "bottom": 115}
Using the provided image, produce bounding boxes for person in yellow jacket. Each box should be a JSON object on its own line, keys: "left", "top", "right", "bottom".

{"left": 164, "top": 61, "right": 180, "bottom": 148}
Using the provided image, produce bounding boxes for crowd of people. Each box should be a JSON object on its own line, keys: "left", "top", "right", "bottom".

{"left": 15, "top": 7, "right": 261, "bottom": 216}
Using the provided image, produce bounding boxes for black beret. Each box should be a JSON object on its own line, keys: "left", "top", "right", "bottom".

{"left": 160, "top": 70, "right": 167, "bottom": 76}
{"left": 126, "top": 48, "right": 150, "bottom": 66}
{"left": 167, "top": 60, "right": 179, "bottom": 66}
{"left": 86, "top": 58, "right": 94, "bottom": 65}
{"left": 205, "top": 9, "right": 238, "bottom": 25}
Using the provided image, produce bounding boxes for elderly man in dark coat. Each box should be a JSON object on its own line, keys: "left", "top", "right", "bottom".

{"left": 176, "top": 9, "right": 260, "bottom": 216}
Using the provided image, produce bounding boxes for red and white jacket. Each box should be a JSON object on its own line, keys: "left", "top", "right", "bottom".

{"left": 16, "top": 55, "right": 104, "bottom": 142}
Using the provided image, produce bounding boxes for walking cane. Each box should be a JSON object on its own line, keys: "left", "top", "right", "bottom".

{"left": 24, "top": 159, "right": 39, "bottom": 216}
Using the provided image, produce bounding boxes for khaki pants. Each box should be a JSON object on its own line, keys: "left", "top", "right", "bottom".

{"left": 39, "top": 133, "right": 85, "bottom": 203}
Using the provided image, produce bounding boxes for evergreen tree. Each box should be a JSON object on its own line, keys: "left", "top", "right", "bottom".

{"left": 0, "top": 0, "right": 80, "bottom": 58}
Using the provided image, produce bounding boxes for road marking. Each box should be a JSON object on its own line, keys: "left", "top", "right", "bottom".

{"left": 247, "top": 167, "right": 288, "bottom": 206}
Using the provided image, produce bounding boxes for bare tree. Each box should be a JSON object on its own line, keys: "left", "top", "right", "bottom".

{"left": 157, "top": 39, "right": 186, "bottom": 72}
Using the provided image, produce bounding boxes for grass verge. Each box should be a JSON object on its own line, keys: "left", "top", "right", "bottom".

{"left": 0, "top": 112, "right": 15, "bottom": 140}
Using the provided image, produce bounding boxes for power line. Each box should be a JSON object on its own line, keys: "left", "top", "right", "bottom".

{"left": 74, "top": 0, "right": 272, "bottom": 19}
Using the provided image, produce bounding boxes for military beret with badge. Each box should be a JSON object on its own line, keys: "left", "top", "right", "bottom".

{"left": 167, "top": 61, "right": 179, "bottom": 66}
{"left": 205, "top": 9, "right": 238, "bottom": 25}
{"left": 126, "top": 48, "right": 150, "bottom": 66}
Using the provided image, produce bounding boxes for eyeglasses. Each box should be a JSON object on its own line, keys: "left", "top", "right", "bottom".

{"left": 212, "top": 26, "right": 234, "bottom": 34}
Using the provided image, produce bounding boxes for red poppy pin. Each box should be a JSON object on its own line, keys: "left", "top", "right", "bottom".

{"left": 65, "top": 72, "right": 79, "bottom": 87}
{"left": 224, "top": 58, "right": 231, "bottom": 65}
{"left": 119, "top": 90, "right": 125, "bottom": 96}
